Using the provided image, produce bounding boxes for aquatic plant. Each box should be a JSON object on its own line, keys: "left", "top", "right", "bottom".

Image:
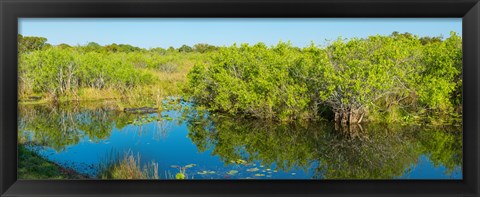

{"left": 170, "top": 164, "right": 196, "bottom": 179}
{"left": 227, "top": 170, "right": 238, "bottom": 175}
{"left": 98, "top": 150, "right": 159, "bottom": 179}
{"left": 197, "top": 170, "right": 216, "bottom": 175}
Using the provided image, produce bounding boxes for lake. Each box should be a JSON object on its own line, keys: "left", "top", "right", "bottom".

{"left": 18, "top": 99, "right": 462, "bottom": 180}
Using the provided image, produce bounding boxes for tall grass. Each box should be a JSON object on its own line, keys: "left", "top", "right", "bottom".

{"left": 19, "top": 48, "right": 203, "bottom": 106}
{"left": 98, "top": 150, "right": 159, "bottom": 179}
{"left": 98, "top": 150, "right": 195, "bottom": 180}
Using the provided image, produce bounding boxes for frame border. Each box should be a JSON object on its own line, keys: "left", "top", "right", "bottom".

{"left": 1, "top": 0, "right": 479, "bottom": 196}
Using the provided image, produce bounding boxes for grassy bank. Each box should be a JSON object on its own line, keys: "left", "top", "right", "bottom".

{"left": 18, "top": 145, "right": 87, "bottom": 179}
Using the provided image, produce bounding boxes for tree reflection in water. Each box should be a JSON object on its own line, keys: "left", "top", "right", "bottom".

{"left": 18, "top": 101, "right": 462, "bottom": 179}
{"left": 184, "top": 107, "right": 462, "bottom": 179}
{"left": 19, "top": 102, "right": 144, "bottom": 151}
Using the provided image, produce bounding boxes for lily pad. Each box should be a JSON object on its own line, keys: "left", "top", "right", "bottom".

{"left": 235, "top": 159, "right": 247, "bottom": 164}
{"left": 291, "top": 173, "right": 296, "bottom": 175}
{"left": 184, "top": 164, "right": 196, "bottom": 168}
{"left": 254, "top": 174, "right": 265, "bottom": 177}
{"left": 227, "top": 170, "right": 238, "bottom": 175}
{"left": 246, "top": 168, "right": 259, "bottom": 172}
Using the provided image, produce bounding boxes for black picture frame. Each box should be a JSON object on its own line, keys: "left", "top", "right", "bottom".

{"left": 1, "top": 0, "right": 479, "bottom": 196}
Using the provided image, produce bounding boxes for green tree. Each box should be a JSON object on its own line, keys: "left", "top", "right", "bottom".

{"left": 178, "top": 44, "right": 193, "bottom": 53}
{"left": 184, "top": 32, "right": 462, "bottom": 124}
{"left": 415, "top": 32, "right": 462, "bottom": 110}
{"left": 18, "top": 34, "right": 48, "bottom": 53}
{"left": 194, "top": 43, "right": 218, "bottom": 53}
{"left": 81, "top": 42, "right": 103, "bottom": 52}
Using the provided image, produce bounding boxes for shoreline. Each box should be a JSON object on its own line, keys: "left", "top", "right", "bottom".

{"left": 18, "top": 145, "right": 90, "bottom": 179}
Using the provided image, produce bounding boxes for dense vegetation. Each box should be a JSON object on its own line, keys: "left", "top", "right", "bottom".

{"left": 19, "top": 32, "right": 462, "bottom": 124}
{"left": 18, "top": 35, "right": 213, "bottom": 106}
{"left": 184, "top": 32, "right": 462, "bottom": 123}
{"left": 18, "top": 32, "right": 463, "bottom": 179}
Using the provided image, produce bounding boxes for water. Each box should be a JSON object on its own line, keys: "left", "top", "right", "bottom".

{"left": 18, "top": 100, "right": 462, "bottom": 180}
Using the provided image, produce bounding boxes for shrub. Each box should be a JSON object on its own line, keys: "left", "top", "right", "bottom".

{"left": 184, "top": 33, "right": 462, "bottom": 123}
{"left": 19, "top": 48, "right": 155, "bottom": 99}
{"left": 185, "top": 42, "right": 314, "bottom": 121}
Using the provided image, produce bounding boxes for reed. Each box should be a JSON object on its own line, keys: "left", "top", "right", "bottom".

{"left": 98, "top": 150, "right": 159, "bottom": 179}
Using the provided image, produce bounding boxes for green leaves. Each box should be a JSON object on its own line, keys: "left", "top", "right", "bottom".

{"left": 184, "top": 33, "right": 462, "bottom": 122}
{"left": 185, "top": 42, "right": 322, "bottom": 121}
{"left": 175, "top": 173, "right": 186, "bottom": 179}
{"left": 20, "top": 47, "right": 155, "bottom": 98}
{"left": 18, "top": 34, "right": 49, "bottom": 53}
{"left": 19, "top": 32, "right": 462, "bottom": 122}
{"left": 416, "top": 32, "right": 462, "bottom": 110}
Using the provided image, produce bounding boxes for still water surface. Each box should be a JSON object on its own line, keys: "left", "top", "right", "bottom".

{"left": 18, "top": 100, "right": 462, "bottom": 179}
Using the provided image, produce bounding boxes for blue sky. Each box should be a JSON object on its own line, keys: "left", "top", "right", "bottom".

{"left": 18, "top": 18, "right": 462, "bottom": 49}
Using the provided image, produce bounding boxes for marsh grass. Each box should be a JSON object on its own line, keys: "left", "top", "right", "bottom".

{"left": 116, "top": 59, "right": 195, "bottom": 108}
{"left": 98, "top": 150, "right": 197, "bottom": 180}
{"left": 98, "top": 150, "right": 159, "bottom": 179}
